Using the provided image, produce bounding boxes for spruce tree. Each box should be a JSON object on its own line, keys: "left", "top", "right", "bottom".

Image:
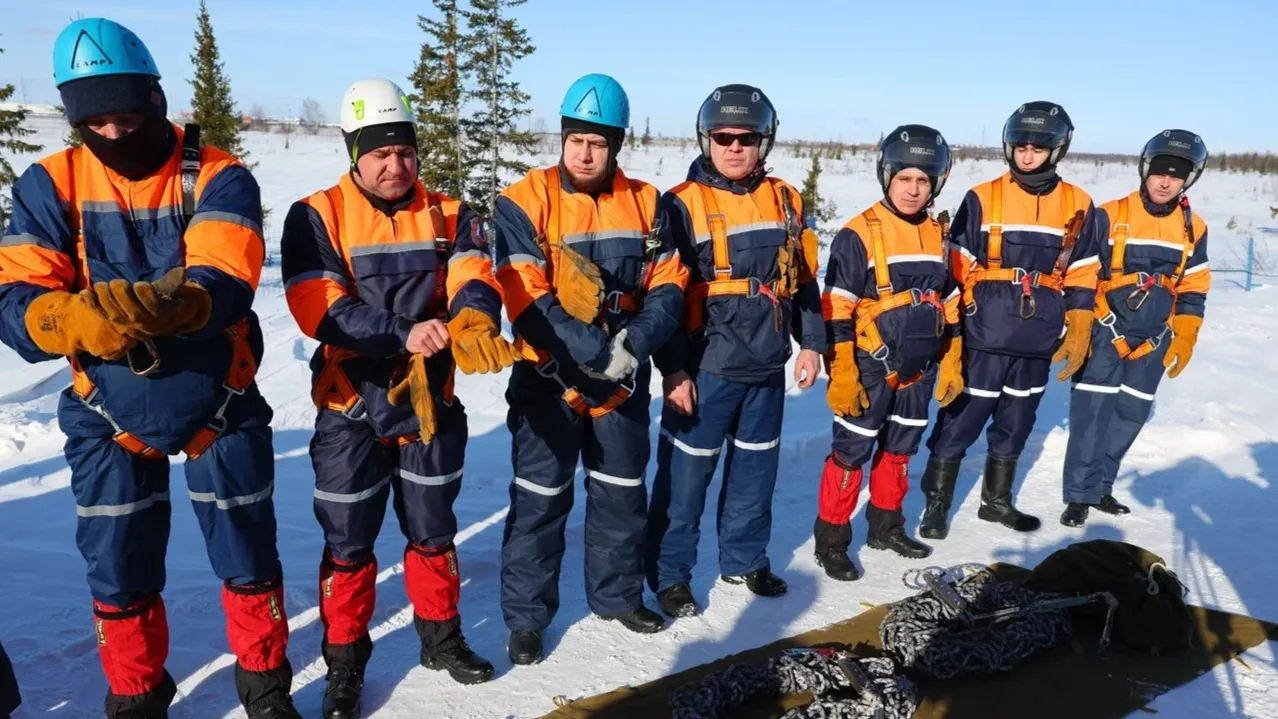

{"left": 189, "top": 0, "right": 248, "bottom": 163}
{"left": 641, "top": 117, "right": 652, "bottom": 147}
{"left": 411, "top": 0, "right": 469, "bottom": 200}
{"left": 461, "top": 0, "right": 536, "bottom": 218}
{"left": 55, "top": 106, "right": 83, "bottom": 148}
{"left": 800, "top": 155, "right": 837, "bottom": 234}
{"left": 1, "top": 46, "right": 44, "bottom": 227}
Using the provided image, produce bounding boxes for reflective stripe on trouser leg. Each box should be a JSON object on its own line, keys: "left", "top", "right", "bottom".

{"left": 311, "top": 411, "right": 393, "bottom": 565}
{"left": 985, "top": 356, "right": 1051, "bottom": 459}
{"left": 392, "top": 401, "right": 466, "bottom": 549}
{"left": 830, "top": 362, "right": 896, "bottom": 467}
{"left": 61, "top": 391, "right": 172, "bottom": 609}
{"left": 184, "top": 419, "right": 282, "bottom": 586}
{"left": 718, "top": 371, "right": 785, "bottom": 577}
{"left": 500, "top": 380, "right": 582, "bottom": 633}
{"left": 581, "top": 371, "right": 652, "bottom": 618}
{"left": 647, "top": 369, "right": 743, "bottom": 593}
{"left": 1101, "top": 339, "right": 1169, "bottom": 492}
{"left": 1063, "top": 327, "right": 1122, "bottom": 504}
{"left": 925, "top": 349, "right": 1011, "bottom": 461}
{"left": 877, "top": 365, "right": 935, "bottom": 458}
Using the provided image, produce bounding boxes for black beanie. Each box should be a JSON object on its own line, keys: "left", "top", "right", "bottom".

{"left": 59, "top": 74, "right": 166, "bottom": 126}
{"left": 1149, "top": 155, "right": 1193, "bottom": 181}
{"left": 562, "top": 116, "right": 624, "bottom": 157}
{"left": 343, "top": 121, "right": 418, "bottom": 164}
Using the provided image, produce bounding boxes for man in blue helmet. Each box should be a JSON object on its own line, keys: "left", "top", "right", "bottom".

{"left": 492, "top": 73, "right": 688, "bottom": 664}
{"left": 916, "top": 101, "right": 1101, "bottom": 542}
{"left": 0, "top": 19, "right": 298, "bottom": 718}
{"left": 1059, "top": 130, "right": 1211, "bottom": 527}
{"left": 643, "top": 84, "right": 825, "bottom": 618}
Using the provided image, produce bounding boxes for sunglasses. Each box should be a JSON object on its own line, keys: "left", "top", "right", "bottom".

{"left": 708, "top": 131, "right": 764, "bottom": 148}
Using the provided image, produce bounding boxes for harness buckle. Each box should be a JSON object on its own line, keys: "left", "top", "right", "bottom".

{"left": 1125, "top": 273, "right": 1158, "bottom": 311}
{"left": 606, "top": 290, "right": 626, "bottom": 314}
{"left": 870, "top": 345, "right": 890, "bottom": 363}
{"left": 127, "top": 338, "right": 162, "bottom": 377}
{"left": 342, "top": 397, "right": 369, "bottom": 422}
{"left": 1097, "top": 312, "right": 1117, "bottom": 329}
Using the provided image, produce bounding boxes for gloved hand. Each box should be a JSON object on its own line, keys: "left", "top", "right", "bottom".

{"left": 388, "top": 353, "right": 437, "bottom": 443}
{"left": 583, "top": 328, "right": 638, "bottom": 382}
{"left": 447, "top": 307, "right": 514, "bottom": 374}
{"left": 85, "top": 267, "right": 212, "bottom": 337}
{"left": 1164, "top": 313, "right": 1202, "bottom": 379}
{"left": 934, "top": 335, "right": 965, "bottom": 407}
{"left": 1052, "top": 308, "right": 1095, "bottom": 381}
{"left": 24, "top": 290, "right": 139, "bottom": 360}
{"left": 824, "top": 342, "right": 870, "bottom": 417}
{"left": 555, "top": 244, "right": 605, "bottom": 324}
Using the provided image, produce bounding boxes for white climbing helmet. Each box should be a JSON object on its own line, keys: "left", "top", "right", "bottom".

{"left": 339, "top": 78, "right": 414, "bottom": 133}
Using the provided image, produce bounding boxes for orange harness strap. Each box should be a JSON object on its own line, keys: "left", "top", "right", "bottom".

{"left": 851, "top": 208, "right": 944, "bottom": 391}
{"left": 686, "top": 183, "right": 790, "bottom": 306}
{"left": 1094, "top": 196, "right": 1193, "bottom": 361}
{"left": 72, "top": 319, "right": 257, "bottom": 461}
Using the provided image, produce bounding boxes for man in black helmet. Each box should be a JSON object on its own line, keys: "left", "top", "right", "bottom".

{"left": 916, "top": 101, "right": 1102, "bottom": 541}
{"left": 1059, "top": 130, "right": 1210, "bottom": 527}
{"left": 814, "top": 125, "right": 961, "bottom": 579}
{"left": 644, "top": 84, "right": 825, "bottom": 617}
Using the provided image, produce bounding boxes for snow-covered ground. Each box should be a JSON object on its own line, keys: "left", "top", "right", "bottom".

{"left": 2, "top": 117, "right": 1277, "bottom": 718}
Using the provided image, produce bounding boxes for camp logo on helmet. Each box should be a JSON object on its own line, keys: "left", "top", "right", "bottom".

{"left": 572, "top": 87, "right": 603, "bottom": 118}
{"left": 70, "top": 30, "right": 112, "bottom": 71}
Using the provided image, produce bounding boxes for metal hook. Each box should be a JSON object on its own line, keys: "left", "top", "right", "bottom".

{"left": 127, "top": 338, "right": 162, "bottom": 377}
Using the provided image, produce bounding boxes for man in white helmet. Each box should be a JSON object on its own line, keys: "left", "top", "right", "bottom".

{"left": 281, "top": 78, "right": 513, "bottom": 715}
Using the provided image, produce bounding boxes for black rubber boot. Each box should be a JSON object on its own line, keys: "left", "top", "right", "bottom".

{"left": 918, "top": 456, "right": 961, "bottom": 540}
{"left": 976, "top": 456, "right": 1041, "bottom": 532}
{"left": 105, "top": 671, "right": 177, "bottom": 719}
{"left": 1096, "top": 494, "right": 1131, "bottom": 515}
{"left": 720, "top": 567, "right": 788, "bottom": 597}
{"left": 601, "top": 606, "right": 665, "bottom": 634}
{"left": 1060, "top": 503, "right": 1089, "bottom": 528}
{"left": 657, "top": 584, "right": 698, "bottom": 618}
{"left": 866, "top": 505, "right": 932, "bottom": 559}
{"left": 508, "top": 630, "right": 543, "bottom": 666}
{"left": 321, "top": 636, "right": 372, "bottom": 719}
{"left": 416, "top": 616, "right": 494, "bottom": 685}
{"left": 238, "top": 661, "right": 301, "bottom": 719}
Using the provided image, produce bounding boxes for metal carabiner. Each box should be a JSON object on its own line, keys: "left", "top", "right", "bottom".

{"left": 127, "top": 338, "right": 162, "bottom": 377}
{"left": 1126, "top": 273, "right": 1158, "bottom": 311}
{"left": 1019, "top": 293, "right": 1037, "bottom": 320}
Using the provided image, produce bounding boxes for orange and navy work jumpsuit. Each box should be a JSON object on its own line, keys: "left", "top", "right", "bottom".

{"left": 816, "top": 202, "right": 960, "bottom": 550}
{"left": 926, "top": 172, "right": 1101, "bottom": 462}
{"left": 280, "top": 174, "right": 503, "bottom": 652}
{"left": 0, "top": 126, "right": 288, "bottom": 703}
{"left": 1062, "top": 191, "right": 1209, "bottom": 503}
{"left": 644, "top": 157, "right": 826, "bottom": 594}
{"left": 493, "top": 165, "right": 687, "bottom": 632}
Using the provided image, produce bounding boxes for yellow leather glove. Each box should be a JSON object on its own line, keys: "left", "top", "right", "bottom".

{"left": 824, "top": 342, "right": 870, "bottom": 417}
{"left": 554, "top": 244, "right": 605, "bottom": 324}
{"left": 24, "top": 290, "right": 140, "bottom": 360}
{"left": 1052, "top": 309, "right": 1095, "bottom": 381}
{"left": 85, "top": 267, "right": 212, "bottom": 337}
{"left": 388, "top": 353, "right": 437, "bottom": 444}
{"left": 934, "top": 335, "right": 965, "bottom": 407}
{"left": 1164, "top": 313, "right": 1202, "bottom": 379}
{"left": 448, "top": 307, "right": 514, "bottom": 375}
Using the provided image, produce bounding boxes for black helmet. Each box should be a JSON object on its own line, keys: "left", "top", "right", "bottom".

{"left": 1002, "top": 101, "right": 1074, "bottom": 166}
{"left": 877, "top": 124, "right": 952, "bottom": 202}
{"left": 1140, "top": 129, "right": 1208, "bottom": 191}
{"left": 696, "top": 83, "right": 778, "bottom": 160}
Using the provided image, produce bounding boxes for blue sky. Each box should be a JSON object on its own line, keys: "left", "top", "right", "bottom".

{"left": 1, "top": 0, "right": 1273, "bottom": 153}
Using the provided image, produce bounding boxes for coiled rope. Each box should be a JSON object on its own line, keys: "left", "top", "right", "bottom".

{"left": 669, "top": 649, "right": 917, "bottom": 719}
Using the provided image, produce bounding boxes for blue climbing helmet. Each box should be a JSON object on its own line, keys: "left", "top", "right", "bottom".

{"left": 52, "top": 18, "right": 160, "bottom": 87}
{"left": 559, "top": 73, "right": 629, "bottom": 130}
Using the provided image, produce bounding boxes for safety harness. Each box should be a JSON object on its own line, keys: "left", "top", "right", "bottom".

{"left": 70, "top": 124, "right": 260, "bottom": 461}
{"left": 962, "top": 178, "right": 1083, "bottom": 319}
{"left": 513, "top": 165, "right": 661, "bottom": 418}
{"left": 309, "top": 187, "right": 455, "bottom": 444}
{"left": 853, "top": 207, "right": 946, "bottom": 391}
{"left": 682, "top": 180, "right": 819, "bottom": 333}
{"left": 1094, "top": 195, "right": 1196, "bottom": 360}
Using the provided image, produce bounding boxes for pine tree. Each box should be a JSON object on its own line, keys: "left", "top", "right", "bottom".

{"left": 189, "top": 0, "right": 248, "bottom": 163}
{"left": 800, "top": 155, "right": 837, "bottom": 235}
{"left": 461, "top": 0, "right": 537, "bottom": 218}
{"left": 56, "top": 106, "right": 83, "bottom": 148}
{"left": 411, "top": 0, "right": 469, "bottom": 199}
{"left": 627, "top": 126, "right": 636, "bottom": 151}
{"left": 1, "top": 45, "right": 44, "bottom": 227}
{"left": 641, "top": 117, "right": 652, "bottom": 147}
